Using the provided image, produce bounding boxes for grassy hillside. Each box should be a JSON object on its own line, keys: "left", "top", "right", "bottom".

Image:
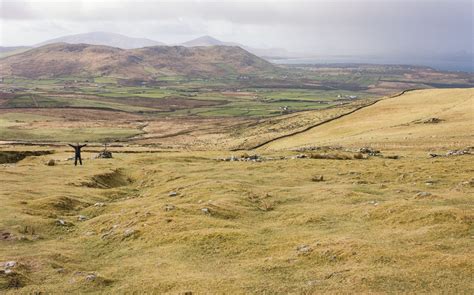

{"left": 0, "top": 43, "right": 276, "bottom": 79}
{"left": 0, "top": 88, "right": 473, "bottom": 293}
{"left": 262, "top": 88, "right": 474, "bottom": 151}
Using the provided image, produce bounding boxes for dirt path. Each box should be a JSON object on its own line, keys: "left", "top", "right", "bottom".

{"left": 242, "top": 89, "right": 416, "bottom": 151}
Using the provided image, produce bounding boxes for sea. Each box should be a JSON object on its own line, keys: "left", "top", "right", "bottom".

{"left": 270, "top": 56, "right": 474, "bottom": 73}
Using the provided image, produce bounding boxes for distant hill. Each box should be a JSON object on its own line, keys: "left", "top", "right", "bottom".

{"left": 181, "top": 35, "right": 293, "bottom": 58}
{"left": 36, "top": 32, "right": 165, "bottom": 49}
{"left": 0, "top": 43, "right": 276, "bottom": 79}
{"left": 181, "top": 35, "right": 239, "bottom": 47}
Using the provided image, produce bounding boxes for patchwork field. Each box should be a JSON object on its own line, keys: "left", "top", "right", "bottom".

{"left": 0, "top": 88, "right": 473, "bottom": 293}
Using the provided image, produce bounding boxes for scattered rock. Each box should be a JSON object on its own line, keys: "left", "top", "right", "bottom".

{"left": 168, "top": 191, "right": 178, "bottom": 197}
{"left": 311, "top": 175, "right": 324, "bottom": 182}
{"left": 123, "top": 228, "right": 137, "bottom": 238}
{"left": 96, "top": 150, "right": 113, "bottom": 159}
{"left": 430, "top": 147, "right": 473, "bottom": 158}
{"left": 420, "top": 117, "right": 443, "bottom": 124}
{"left": 201, "top": 208, "right": 211, "bottom": 215}
{"left": 446, "top": 148, "right": 472, "bottom": 156}
{"left": 78, "top": 215, "right": 88, "bottom": 221}
{"left": 358, "top": 147, "right": 380, "bottom": 155}
{"left": 46, "top": 159, "right": 56, "bottom": 166}
{"left": 296, "top": 244, "right": 313, "bottom": 255}
{"left": 425, "top": 179, "right": 437, "bottom": 186}
{"left": 56, "top": 219, "right": 67, "bottom": 226}
{"left": 219, "top": 154, "right": 263, "bottom": 162}
{"left": 164, "top": 204, "right": 175, "bottom": 211}
{"left": 85, "top": 273, "right": 97, "bottom": 281}
{"left": 368, "top": 200, "right": 379, "bottom": 206}
{"left": 415, "top": 191, "right": 432, "bottom": 198}
{"left": 1, "top": 231, "right": 13, "bottom": 241}
{"left": 94, "top": 202, "right": 105, "bottom": 207}
{"left": 2, "top": 261, "right": 17, "bottom": 269}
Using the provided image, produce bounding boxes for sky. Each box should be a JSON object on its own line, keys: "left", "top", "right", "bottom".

{"left": 0, "top": 0, "right": 473, "bottom": 60}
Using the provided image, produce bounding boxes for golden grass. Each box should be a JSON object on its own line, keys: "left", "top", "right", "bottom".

{"left": 0, "top": 88, "right": 473, "bottom": 293}
{"left": 0, "top": 147, "right": 473, "bottom": 293}
{"left": 262, "top": 88, "right": 474, "bottom": 151}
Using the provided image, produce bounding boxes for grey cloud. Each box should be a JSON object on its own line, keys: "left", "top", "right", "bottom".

{"left": 0, "top": 0, "right": 471, "bottom": 59}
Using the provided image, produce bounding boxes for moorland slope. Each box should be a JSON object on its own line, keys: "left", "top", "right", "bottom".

{"left": 261, "top": 88, "right": 474, "bottom": 151}
{"left": 0, "top": 43, "right": 275, "bottom": 79}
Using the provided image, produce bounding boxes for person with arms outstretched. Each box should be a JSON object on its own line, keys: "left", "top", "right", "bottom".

{"left": 69, "top": 143, "right": 87, "bottom": 166}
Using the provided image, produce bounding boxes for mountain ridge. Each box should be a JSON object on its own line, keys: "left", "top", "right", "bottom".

{"left": 0, "top": 42, "right": 276, "bottom": 79}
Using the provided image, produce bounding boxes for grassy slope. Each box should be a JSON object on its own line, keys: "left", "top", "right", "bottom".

{"left": 0, "top": 88, "right": 473, "bottom": 293}
{"left": 262, "top": 88, "right": 474, "bottom": 151}
{"left": 0, "top": 148, "right": 472, "bottom": 293}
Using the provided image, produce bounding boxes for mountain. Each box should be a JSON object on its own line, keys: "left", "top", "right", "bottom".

{"left": 181, "top": 35, "right": 238, "bottom": 47}
{"left": 181, "top": 35, "right": 293, "bottom": 58}
{"left": 0, "top": 43, "right": 276, "bottom": 79}
{"left": 35, "top": 32, "right": 165, "bottom": 49}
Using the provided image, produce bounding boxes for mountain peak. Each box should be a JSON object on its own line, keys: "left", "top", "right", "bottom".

{"left": 181, "top": 35, "right": 230, "bottom": 47}
{"left": 35, "top": 32, "right": 165, "bottom": 49}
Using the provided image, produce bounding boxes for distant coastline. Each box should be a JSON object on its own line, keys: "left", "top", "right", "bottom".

{"left": 270, "top": 56, "right": 474, "bottom": 73}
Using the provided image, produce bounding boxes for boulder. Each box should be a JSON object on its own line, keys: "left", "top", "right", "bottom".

{"left": 96, "top": 150, "right": 113, "bottom": 159}
{"left": 312, "top": 175, "right": 324, "bottom": 182}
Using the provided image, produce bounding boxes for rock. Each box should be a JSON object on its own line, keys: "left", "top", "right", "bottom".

{"left": 94, "top": 202, "right": 105, "bottom": 207}
{"left": 415, "top": 191, "right": 432, "bottom": 198}
{"left": 446, "top": 149, "right": 471, "bottom": 156}
{"left": 168, "top": 191, "right": 178, "bottom": 197}
{"left": 368, "top": 200, "right": 379, "bottom": 206}
{"left": 421, "top": 117, "right": 443, "bottom": 124}
{"left": 201, "top": 208, "right": 211, "bottom": 214}
{"left": 46, "top": 159, "right": 56, "bottom": 166}
{"left": 85, "top": 273, "right": 97, "bottom": 281}
{"left": 3, "top": 269, "right": 13, "bottom": 275}
{"left": 2, "top": 261, "right": 17, "bottom": 269}
{"left": 78, "top": 215, "right": 87, "bottom": 221}
{"left": 1, "top": 231, "right": 13, "bottom": 240}
{"left": 296, "top": 244, "right": 313, "bottom": 254}
{"left": 123, "top": 228, "right": 137, "bottom": 238}
{"left": 96, "top": 150, "right": 113, "bottom": 159}
{"left": 358, "top": 147, "right": 380, "bottom": 155}
{"left": 57, "top": 219, "right": 67, "bottom": 226}
{"left": 164, "top": 204, "right": 175, "bottom": 211}
{"left": 311, "top": 175, "right": 324, "bottom": 182}
{"left": 425, "top": 179, "right": 437, "bottom": 186}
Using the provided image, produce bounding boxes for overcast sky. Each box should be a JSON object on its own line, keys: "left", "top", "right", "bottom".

{"left": 0, "top": 0, "right": 472, "bottom": 58}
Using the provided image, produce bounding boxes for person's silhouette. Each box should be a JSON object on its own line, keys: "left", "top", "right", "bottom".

{"left": 69, "top": 143, "right": 87, "bottom": 166}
